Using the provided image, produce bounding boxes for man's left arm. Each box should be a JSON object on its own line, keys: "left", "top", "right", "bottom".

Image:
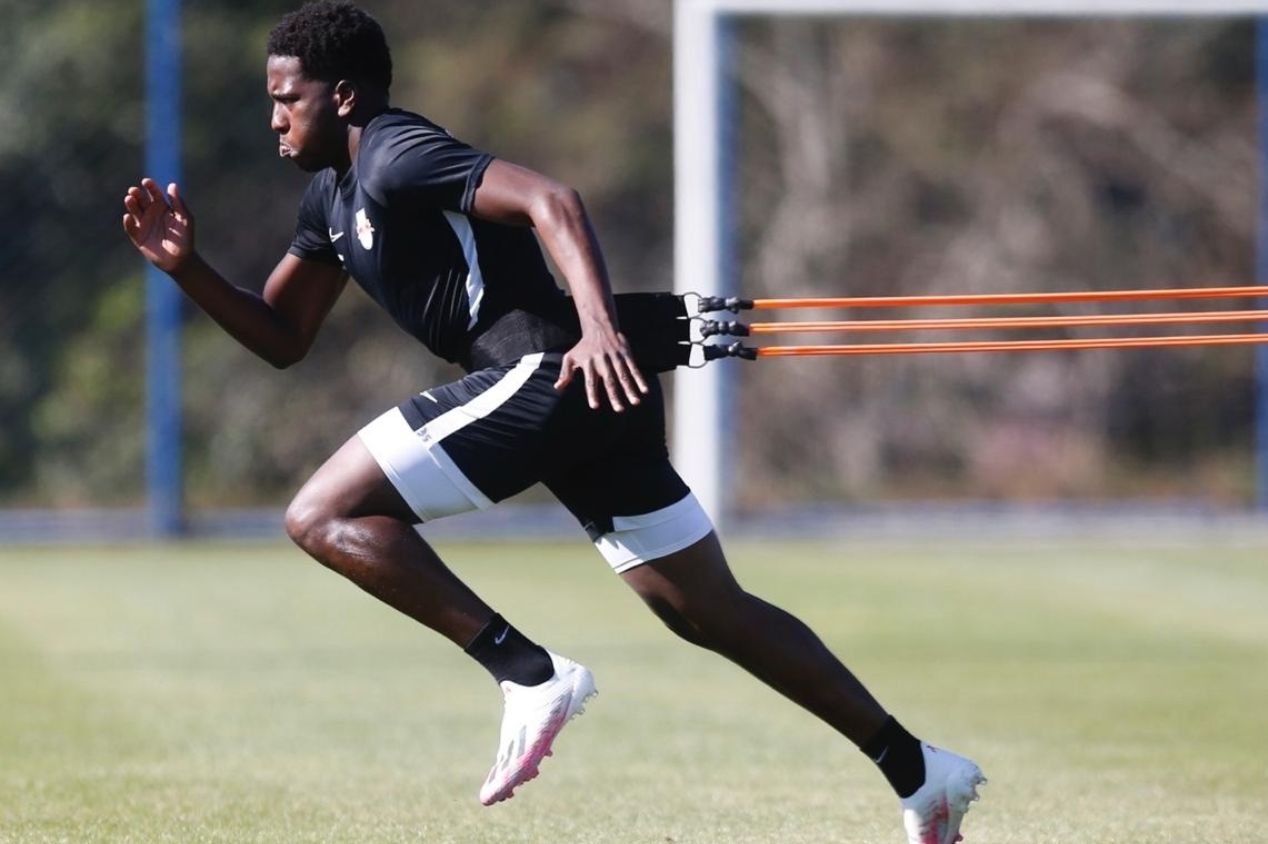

{"left": 469, "top": 159, "right": 649, "bottom": 413}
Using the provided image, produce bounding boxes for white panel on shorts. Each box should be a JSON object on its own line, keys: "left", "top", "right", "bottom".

{"left": 442, "top": 210, "right": 486, "bottom": 330}
{"left": 357, "top": 408, "right": 477, "bottom": 521}
{"left": 594, "top": 492, "right": 715, "bottom": 574}
{"left": 357, "top": 354, "right": 545, "bottom": 521}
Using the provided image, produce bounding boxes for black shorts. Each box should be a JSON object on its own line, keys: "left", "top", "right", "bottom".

{"left": 357, "top": 352, "right": 713, "bottom": 572}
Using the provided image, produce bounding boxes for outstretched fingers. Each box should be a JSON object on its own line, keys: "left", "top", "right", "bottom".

{"left": 166, "top": 182, "right": 188, "bottom": 218}
{"left": 122, "top": 189, "right": 147, "bottom": 241}
{"left": 595, "top": 356, "right": 625, "bottom": 413}
{"left": 601, "top": 354, "right": 648, "bottom": 413}
{"left": 581, "top": 354, "right": 648, "bottom": 413}
{"left": 121, "top": 177, "right": 194, "bottom": 273}
{"left": 554, "top": 332, "right": 650, "bottom": 413}
{"left": 123, "top": 186, "right": 147, "bottom": 217}
{"left": 123, "top": 181, "right": 167, "bottom": 227}
{"left": 554, "top": 354, "right": 617, "bottom": 412}
{"left": 616, "top": 350, "right": 650, "bottom": 401}
{"left": 141, "top": 177, "right": 167, "bottom": 206}
{"left": 571, "top": 355, "right": 613, "bottom": 412}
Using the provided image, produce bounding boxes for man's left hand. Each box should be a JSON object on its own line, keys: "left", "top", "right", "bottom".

{"left": 555, "top": 328, "right": 650, "bottom": 412}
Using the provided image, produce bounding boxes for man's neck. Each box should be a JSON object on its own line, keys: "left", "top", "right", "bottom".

{"left": 340, "top": 103, "right": 389, "bottom": 178}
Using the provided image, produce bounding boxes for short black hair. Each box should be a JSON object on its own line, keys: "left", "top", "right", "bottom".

{"left": 267, "top": 1, "right": 392, "bottom": 93}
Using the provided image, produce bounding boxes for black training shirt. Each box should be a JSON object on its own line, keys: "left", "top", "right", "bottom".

{"left": 288, "top": 108, "right": 574, "bottom": 369}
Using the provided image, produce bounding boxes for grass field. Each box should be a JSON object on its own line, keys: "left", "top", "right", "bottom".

{"left": 1, "top": 535, "right": 1265, "bottom": 843}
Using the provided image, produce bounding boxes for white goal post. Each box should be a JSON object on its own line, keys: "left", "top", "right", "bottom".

{"left": 673, "top": 0, "right": 1268, "bottom": 524}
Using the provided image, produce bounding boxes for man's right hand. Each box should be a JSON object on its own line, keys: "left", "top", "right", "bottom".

{"left": 122, "top": 177, "right": 194, "bottom": 274}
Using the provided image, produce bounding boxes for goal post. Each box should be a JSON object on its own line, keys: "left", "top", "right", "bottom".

{"left": 673, "top": 0, "right": 1268, "bottom": 523}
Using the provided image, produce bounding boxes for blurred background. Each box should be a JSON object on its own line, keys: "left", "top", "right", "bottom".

{"left": 1, "top": 0, "right": 1260, "bottom": 535}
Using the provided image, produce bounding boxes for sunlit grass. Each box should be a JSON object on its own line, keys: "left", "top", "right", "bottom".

{"left": 1, "top": 536, "right": 1265, "bottom": 843}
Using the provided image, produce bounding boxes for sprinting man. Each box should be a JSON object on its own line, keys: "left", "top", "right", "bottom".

{"left": 121, "top": 3, "right": 984, "bottom": 840}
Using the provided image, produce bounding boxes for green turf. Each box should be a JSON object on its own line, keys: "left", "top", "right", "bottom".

{"left": 1, "top": 536, "right": 1265, "bottom": 843}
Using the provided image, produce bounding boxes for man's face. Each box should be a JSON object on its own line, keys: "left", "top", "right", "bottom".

{"left": 267, "top": 55, "right": 343, "bottom": 172}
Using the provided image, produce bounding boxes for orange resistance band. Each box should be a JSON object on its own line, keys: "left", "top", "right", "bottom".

{"left": 753, "top": 333, "right": 1268, "bottom": 358}
{"left": 750, "top": 285, "right": 1268, "bottom": 311}
{"left": 746, "top": 309, "right": 1268, "bottom": 334}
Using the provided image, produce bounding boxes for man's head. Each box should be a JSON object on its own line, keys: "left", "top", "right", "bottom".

{"left": 266, "top": 1, "right": 392, "bottom": 171}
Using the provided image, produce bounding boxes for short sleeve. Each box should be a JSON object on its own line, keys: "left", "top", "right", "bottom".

{"left": 366, "top": 122, "right": 493, "bottom": 214}
{"left": 287, "top": 176, "right": 341, "bottom": 266}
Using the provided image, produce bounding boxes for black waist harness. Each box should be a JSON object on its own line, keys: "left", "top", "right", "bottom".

{"left": 460, "top": 292, "right": 690, "bottom": 374}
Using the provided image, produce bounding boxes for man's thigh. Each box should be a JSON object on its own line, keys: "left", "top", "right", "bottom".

{"left": 291, "top": 434, "right": 417, "bottom": 523}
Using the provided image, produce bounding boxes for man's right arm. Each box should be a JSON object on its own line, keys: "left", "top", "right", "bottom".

{"left": 123, "top": 178, "right": 346, "bottom": 369}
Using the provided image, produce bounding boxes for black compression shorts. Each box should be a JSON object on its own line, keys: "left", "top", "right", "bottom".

{"left": 357, "top": 352, "right": 713, "bottom": 572}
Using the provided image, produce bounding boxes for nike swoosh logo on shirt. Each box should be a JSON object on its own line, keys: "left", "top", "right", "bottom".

{"left": 329, "top": 229, "right": 345, "bottom": 242}
{"left": 493, "top": 626, "right": 510, "bottom": 645}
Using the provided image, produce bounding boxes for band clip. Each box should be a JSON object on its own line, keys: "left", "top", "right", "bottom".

{"left": 698, "top": 320, "right": 751, "bottom": 338}
{"left": 703, "top": 342, "right": 758, "bottom": 362}
{"left": 697, "top": 296, "right": 755, "bottom": 314}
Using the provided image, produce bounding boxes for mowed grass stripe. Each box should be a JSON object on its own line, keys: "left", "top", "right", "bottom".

{"left": 0, "top": 539, "right": 1264, "bottom": 843}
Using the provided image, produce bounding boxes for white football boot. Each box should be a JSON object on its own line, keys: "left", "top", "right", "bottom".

{"left": 900, "top": 743, "right": 987, "bottom": 844}
{"left": 478, "top": 651, "right": 596, "bottom": 806}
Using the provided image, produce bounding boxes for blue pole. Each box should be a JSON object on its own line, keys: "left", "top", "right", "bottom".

{"left": 145, "top": 0, "right": 183, "bottom": 537}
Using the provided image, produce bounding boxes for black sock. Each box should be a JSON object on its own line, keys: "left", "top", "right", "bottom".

{"left": 463, "top": 614, "right": 554, "bottom": 686}
{"left": 860, "top": 717, "right": 926, "bottom": 799}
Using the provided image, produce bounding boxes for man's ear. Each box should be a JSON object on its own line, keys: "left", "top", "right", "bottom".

{"left": 334, "top": 79, "right": 357, "bottom": 117}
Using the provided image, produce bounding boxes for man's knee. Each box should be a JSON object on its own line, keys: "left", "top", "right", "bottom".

{"left": 284, "top": 491, "right": 337, "bottom": 556}
{"left": 638, "top": 583, "right": 748, "bottom": 650}
{"left": 644, "top": 595, "right": 710, "bottom": 647}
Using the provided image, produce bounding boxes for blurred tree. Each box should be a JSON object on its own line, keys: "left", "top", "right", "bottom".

{"left": 734, "top": 18, "right": 1255, "bottom": 505}
{"left": 1, "top": 0, "right": 145, "bottom": 504}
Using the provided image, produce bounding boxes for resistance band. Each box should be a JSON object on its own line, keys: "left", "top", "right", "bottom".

{"left": 683, "top": 285, "right": 1268, "bottom": 363}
